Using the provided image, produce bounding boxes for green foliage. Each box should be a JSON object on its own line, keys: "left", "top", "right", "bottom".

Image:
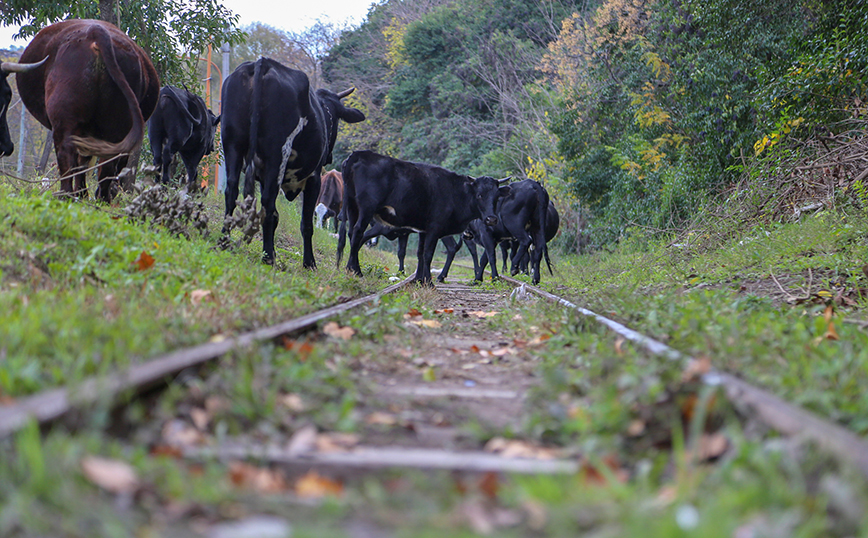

{"left": 0, "top": 0, "right": 245, "bottom": 85}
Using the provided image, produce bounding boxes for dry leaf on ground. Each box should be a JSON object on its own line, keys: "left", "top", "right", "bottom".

{"left": 467, "top": 310, "right": 500, "bottom": 318}
{"left": 286, "top": 424, "right": 318, "bottom": 455}
{"left": 322, "top": 321, "right": 355, "bottom": 340}
{"left": 278, "top": 393, "right": 305, "bottom": 412}
{"left": 409, "top": 319, "right": 441, "bottom": 328}
{"left": 81, "top": 456, "right": 140, "bottom": 494}
{"left": 681, "top": 356, "right": 712, "bottom": 382}
{"left": 190, "top": 289, "right": 213, "bottom": 306}
{"left": 484, "top": 437, "right": 560, "bottom": 459}
{"left": 316, "top": 432, "right": 360, "bottom": 453}
{"left": 366, "top": 411, "right": 398, "bottom": 426}
{"left": 162, "top": 419, "right": 206, "bottom": 447}
{"left": 294, "top": 471, "right": 344, "bottom": 498}
{"left": 228, "top": 461, "right": 288, "bottom": 493}
{"left": 133, "top": 251, "right": 154, "bottom": 271}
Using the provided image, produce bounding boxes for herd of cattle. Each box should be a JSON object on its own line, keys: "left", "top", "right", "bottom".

{"left": 0, "top": 19, "right": 559, "bottom": 285}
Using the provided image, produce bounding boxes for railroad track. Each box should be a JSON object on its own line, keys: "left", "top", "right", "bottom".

{"left": 3, "top": 263, "right": 868, "bottom": 481}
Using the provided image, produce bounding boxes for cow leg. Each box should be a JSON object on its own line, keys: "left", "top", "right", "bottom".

{"left": 53, "top": 135, "right": 84, "bottom": 199}
{"left": 436, "top": 235, "right": 460, "bottom": 282}
{"left": 396, "top": 233, "right": 408, "bottom": 273}
{"left": 260, "top": 169, "right": 280, "bottom": 265}
{"left": 529, "top": 227, "right": 546, "bottom": 285}
{"left": 413, "top": 232, "right": 435, "bottom": 285}
{"left": 500, "top": 242, "right": 510, "bottom": 274}
{"left": 299, "top": 175, "right": 318, "bottom": 269}
{"left": 96, "top": 156, "right": 125, "bottom": 203}
{"left": 479, "top": 231, "right": 499, "bottom": 280}
{"left": 221, "top": 144, "right": 245, "bottom": 234}
{"left": 181, "top": 151, "right": 203, "bottom": 194}
{"left": 347, "top": 208, "right": 373, "bottom": 277}
{"left": 159, "top": 144, "right": 173, "bottom": 185}
{"left": 464, "top": 238, "right": 482, "bottom": 281}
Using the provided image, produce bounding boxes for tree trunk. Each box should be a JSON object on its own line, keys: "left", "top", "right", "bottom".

{"left": 98, "top": 0, "right": 116, "bottom": 23}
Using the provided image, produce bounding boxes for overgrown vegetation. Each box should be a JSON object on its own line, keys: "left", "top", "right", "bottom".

{"left": 323, "top": 0, "right": 867, "bottom": 249}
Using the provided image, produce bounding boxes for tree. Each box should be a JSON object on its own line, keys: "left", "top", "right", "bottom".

{"left": 0, "top": 0, "right": 245, "bottom": 87}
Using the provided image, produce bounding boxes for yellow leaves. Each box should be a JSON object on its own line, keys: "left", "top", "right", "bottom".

{"left": 642, "top": 51, "right": 672, "bottom": 82}
{"left": 383, "top": 17, "right": 408, "bottom": 71}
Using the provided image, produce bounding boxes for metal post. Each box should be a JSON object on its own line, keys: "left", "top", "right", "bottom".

{"left": 219, "top": 40, "right": 230, "bottom": 193}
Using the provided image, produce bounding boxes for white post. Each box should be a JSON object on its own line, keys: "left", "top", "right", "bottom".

{"left": 16, "top": 102, "right": 26, "bottom": 176}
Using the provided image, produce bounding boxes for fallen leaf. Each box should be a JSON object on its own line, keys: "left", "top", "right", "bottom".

{"left": 491, "top": 348, "right": 512, "bottom": 357}
{"left": 189, "top": 407, "right": 210, "bottom": 430}
{"left": 81, "top": 456, "right": 139, "bottom": 494}
{"left": 696, "top": 432, "right": 729, "bottom": 461}
{"left": 190, "top": 289, "right": 213, "bottom": 306}
{"left": 322, "top": 321, "right": 355, "bottom": 340}
{"left": 614, "top": 336, "right": 625, "bottom": 355}
{"left": 825, "top": 322, "right": 839, "bottom": 340}
{"left": 626, "top": 419, "right": 646, "bottom": 437}
{"left": 316, "top": 432, "right": 360, "bottom": 453}
{"left": 422, "top": 366, "right": 437, "bottom": 382}
{"left": 365, "top": 411, "right": 397, "bottom": 426}
{"left": 281, "top": 339, "right": 314, "bottom": 361}
{"left": 528, "top": 334, "right": 551, "bottom": 346}
{"left": 470, "top": 345, "right": 481, "bottom": 354}
{"left": 410, "top": 319, "right": 441, "bottom": 328}
{"left": 404, "top": 308, "right": 423, "bottom": 319}
{"left": 150, "top": 445, "right": 183, "bottom": 458}
{"left": 162, "top": 419, "right": 206, "bottom": 447}
{"left": 484, "top": 437, "right": 560, "bottom": 459}
{"left": 468, "top": 310, "right": 500, "bottom": 318}
{"left": 228, "top": 461, "right": 287, "bottom": 493}
{"left": 478, "top": 471, "right": 499, "bottom": 500}
{"left": 294, "top": 471, "right": 344, "bottom": 498}
{"left": 278, "top": 393, "right": 305, "bottom": 412}
{"left": 824, "top": 304, "right": 835, "bottom": 323}
{"left": 133, "top": 251, "right": 155, "bottom": 271}
{"left": 580, "top": 454, "right": 629, "bottom": 485}
{"left": 286, "top": 424, "right": 318, "bottom": 456}
{"left": 434, "top": 308, "right": 455, "bottom": 314}
{"left": 681, "top": 356, "right": 712, "bottom": 382}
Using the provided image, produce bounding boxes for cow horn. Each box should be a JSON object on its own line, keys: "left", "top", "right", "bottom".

{"left": 336, "top": 87, "right": 355, "bottom": 99}
{"left": 497, "top": 177, "right": 511, "bottom": 184}
{"left": 1, "top": 56, "right": 48, "bottom": 74}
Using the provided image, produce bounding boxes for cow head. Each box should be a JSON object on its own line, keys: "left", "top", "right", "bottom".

{"left": 205, "top": 109, "right": 221, "bottom": 154}
{"left": 470, "top": 176, "right": 511, "bottom": 227}
{"left": 316, "top": 87, "right": 366, "bottom": 164}
{"left": 0, "top": 57, "right": 48, "bottom": 157}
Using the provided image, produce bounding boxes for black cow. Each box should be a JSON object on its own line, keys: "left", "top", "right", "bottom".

{"left": 221, "top": 57, "right": 365, "bottom": 268}
{"left": 463, "top": 179, "right": 549, "bottom": 284}
{"left": 361, "top": 223, "right": 462, "bottom": 281}
{"left": 1, "top": 59, "right": 48, "bottom": 156}
{"left": 338, "top": 150, "right": 509, "bottom": 284}
{"left": 314, "top": 169, "right": 343, "bottom": 231}
{"left": 496, "top": 200, "right": 559, "bottom": 276}
{"left": 148, "top": 85, "right": 220, "bottom": 192}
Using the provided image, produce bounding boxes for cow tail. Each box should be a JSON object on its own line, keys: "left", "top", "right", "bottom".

{"left": 70, "top": 25, "right": 145, "bottom": 158}
{"left": 244, "top": 58, "right": 264, "bottom": 197}
{"left": 336, "top": 155, "right": 355, "bottom": 267}
{"left": 536, "top": 184, "right": 553, "bottom": 275}
{"left": 164, "top": 87, "right": 197, "bottom": 125}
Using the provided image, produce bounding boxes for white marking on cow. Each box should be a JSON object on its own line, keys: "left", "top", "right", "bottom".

{"left": 314, "top": 202, "right": 328, "bottom": 228}
{"left": 277, "top": 117, "right": 308, "bottom": 190}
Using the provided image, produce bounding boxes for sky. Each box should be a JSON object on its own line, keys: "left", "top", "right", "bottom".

{"left": 0, "top": 0, "right": 377, "bottom": 50}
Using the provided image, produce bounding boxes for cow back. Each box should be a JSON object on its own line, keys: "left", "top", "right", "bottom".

{"left": 17, "top": 19, "right": 159, "bottom": 150}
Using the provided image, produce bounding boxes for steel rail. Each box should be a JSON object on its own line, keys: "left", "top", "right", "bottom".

{"left": 0, "top": 274, "right": 415, "bottom": 439}
{"left": 499, "top": 274, "right": 868, "bottom": 478}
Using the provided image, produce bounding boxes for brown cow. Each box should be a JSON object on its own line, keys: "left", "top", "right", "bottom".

{"left": 17, "top": 19, "right": 160, "bottom": 202}
{"left": 314, "top": 169, "right": 344, "bottom": 232}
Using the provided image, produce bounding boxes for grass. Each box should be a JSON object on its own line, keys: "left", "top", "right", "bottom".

{"left": 2, "top": 179, "right": 868, "bottom": 536}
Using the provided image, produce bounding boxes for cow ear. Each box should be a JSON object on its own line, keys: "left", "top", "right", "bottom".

{"left": 498, "top": 185, "right": 511, "bottom": 196}
{"left": 339, "top": 106, "right": 366, "bottom": 124}
{"left": 213, "top": 114, "right": 221, "bottom": 126}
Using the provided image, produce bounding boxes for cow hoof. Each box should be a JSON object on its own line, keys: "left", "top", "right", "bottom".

{"left": 262, "top": 252, "right": 275, "bottom": 265}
